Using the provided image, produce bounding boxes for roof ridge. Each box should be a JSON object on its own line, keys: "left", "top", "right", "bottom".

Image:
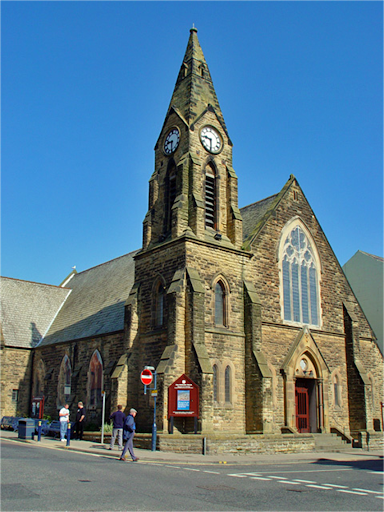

{"left": 0, "top": 276, "right": 70, "bottom": 290}
{"left": 359, "top": 250, "right": 384, "bottom": 261}
{"left": 73, "top": 249, "right": 140, "bottom": 277}
{"left": 240, "top": 193, "right": 279, "bottom": 211}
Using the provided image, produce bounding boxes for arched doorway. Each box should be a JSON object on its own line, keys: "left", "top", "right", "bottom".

{"left": 281, "top": 328, "right": 329, "bottom": 434}
{"left": 294, "top": 354, "right": 320, "bottom": 433}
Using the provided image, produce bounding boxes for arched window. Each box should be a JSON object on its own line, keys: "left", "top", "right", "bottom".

{"left": 225, "top": 365, "right": 232, "bottom": 403}
{"left": 281, "top": 223, "right": 320, "bottom": 326}
{"left": 88, "top": 351, "right": 103, "bottom": 407}
{"left": 333, "top": 374, "right": 340, "bottom": 407}
{"left": 57, "top": 355, "right": 71, "bottom": 406}
{"left": 205, "top": 163, "right": 216, "bottom": 229}
{"left": 154, "top": 282, "right": 165, "bottom": 328}
{"left": 215, "top": 281, "right": 226, "bottom": 326}
{"left": 213, "top": 364, "right": 218, "bottom": 402}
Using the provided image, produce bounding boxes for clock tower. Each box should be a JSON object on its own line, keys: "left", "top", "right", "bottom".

{"left": 126, "top": 28, "right": 249, "bottom": 434}
{"left": 142, "top": 26, "right": 243, "bottom": 249}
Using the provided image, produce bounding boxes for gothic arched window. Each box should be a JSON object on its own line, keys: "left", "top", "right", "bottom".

{"left": 224, "top": 365, "right": 232, "bottom": 403}
{"left": 88, "top": 351, "right": 103, "bottom": 407}
{"left": 281, "top": 223, "right": 320, "bottom": 326}
{"left": 215, "top": 281, "right": 227, "bottom": 326}
{"left": 205, "top": 163, "right": 216, "bottom": 229}
{"left": 155, "top": 284, "right": 165, "bottom": 327}
{"left": 57, "top": 355, "right": 71, "bottom": 406}
{"left": 213, "top": 364, "right": 218, "bottom": 402}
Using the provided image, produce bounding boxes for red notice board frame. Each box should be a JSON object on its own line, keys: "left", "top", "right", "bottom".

{"left": 168, "top": 374, "right": 199, "bottom": 433}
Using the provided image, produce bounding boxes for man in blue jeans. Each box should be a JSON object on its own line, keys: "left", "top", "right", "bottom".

{"left": 120, "top": 408, "right": 139, "bottom": 462}
{"left": 59, "top": 404, "right": 69, "bottom": 442}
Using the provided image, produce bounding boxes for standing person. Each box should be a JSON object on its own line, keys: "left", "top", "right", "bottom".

{"left": 59, "top": 404, "right": 69, "bottom": 442}
{"left": 120, "top": 408, "right": 139, "bottom": 462}
{"left": 108, "top": 405, "right": 126, "bottom": 451}
{"left": 74, "top": 401, "right": 86, "bottom": 440}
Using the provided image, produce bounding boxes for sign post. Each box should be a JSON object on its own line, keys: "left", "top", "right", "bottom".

{"left": 141, "top": 366, "right": 157, "bottom": 452}
{"left": 101, "top": 391, "right": 106, "bottom": 445}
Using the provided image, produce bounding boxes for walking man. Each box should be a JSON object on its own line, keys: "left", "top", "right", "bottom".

{"left": 59, "top": 404, "right": 69, "bottom": 442}
{"left": 109, "top": 405, "right": 126, "bottom": 450}
{"left": 74, "top": 401, "right": 86, "bottom": 440}
{"left": 120, "top": 408, "right": 139, "bottom": 462}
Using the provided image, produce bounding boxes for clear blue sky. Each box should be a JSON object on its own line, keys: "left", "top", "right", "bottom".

{"left": 2, "top": 1, "right": 383, "bottom": 285}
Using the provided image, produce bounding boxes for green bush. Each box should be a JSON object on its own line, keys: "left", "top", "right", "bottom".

{"left": 101, "top": 422, "right": 113, "bottom": 433}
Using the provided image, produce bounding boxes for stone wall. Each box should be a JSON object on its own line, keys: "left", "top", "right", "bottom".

{"left": 0, "top": 346, "right": 33, "bottom": 417}
{"left": 33, "top": 331, "right": 125, "bottom": 424}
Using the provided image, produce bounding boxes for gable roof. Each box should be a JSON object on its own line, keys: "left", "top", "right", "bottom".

{"left": 39, "top": 251, "right": 137, "bottom": 346}
{"left": 241, "top": 194, "right": 278, "bottom": 242}
{"left": 240, "top": 174, "right": 296, "bottom": 249}
{"left": 0, "top": 277, "right": 70, "bottom": 349}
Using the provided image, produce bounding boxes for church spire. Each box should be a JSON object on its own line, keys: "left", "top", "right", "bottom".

{"left": 166, "top": 27, "right": 228, "bottom": 137}
{"left": 143, "top": 28, "right": 242, "bottom": 252}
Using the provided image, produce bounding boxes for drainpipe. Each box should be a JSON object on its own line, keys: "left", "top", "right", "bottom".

{"left": 317, "top": 380, "right": 324, "bottom": 432}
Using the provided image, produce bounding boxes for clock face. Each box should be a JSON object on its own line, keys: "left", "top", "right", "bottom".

{"left": 200, "top": 126, "right": 222, "bottom": 154}
{"left": 164, "top": 128, "right": 180, "bottom": 154}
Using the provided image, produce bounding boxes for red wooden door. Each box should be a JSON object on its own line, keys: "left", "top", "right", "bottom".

{"left": 296, "top": 386, "right": 310, "bottom": 433}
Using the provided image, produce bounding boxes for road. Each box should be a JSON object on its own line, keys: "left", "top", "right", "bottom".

{"left": 1, "top": 439, "right": 383, "bottom": 511}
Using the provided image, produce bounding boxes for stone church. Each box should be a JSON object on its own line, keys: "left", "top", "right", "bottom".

{"left": 1, "top": 28, "right": 383, "bottom": 447}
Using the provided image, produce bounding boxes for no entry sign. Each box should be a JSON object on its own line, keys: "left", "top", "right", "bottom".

{"left": 140, "top": 369, "right": 153, "bottom": 386}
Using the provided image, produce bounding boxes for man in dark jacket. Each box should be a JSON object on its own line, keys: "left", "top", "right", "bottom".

{"left": 119, "top": 408, "right": 139, "bottom": 462}
{"left": 108, "top": 405, "right": 126, "bottom": 450}
{"left": 74, "top": 401, "right": 86, "bottom": 440}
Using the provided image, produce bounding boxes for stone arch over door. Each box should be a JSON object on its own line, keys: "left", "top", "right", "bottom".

{"left": 281, "top": 327, "right": 330, "bottom": 433}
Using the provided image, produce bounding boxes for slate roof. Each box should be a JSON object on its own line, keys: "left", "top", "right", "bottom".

{"left": 241, "top": 194, "right": 278, "bottom": 243}
{"left": 40, "top": 251, "right": 137, "bottom": 346}
{"left": 0, "top": 277, "right": 70, "bottom": 348}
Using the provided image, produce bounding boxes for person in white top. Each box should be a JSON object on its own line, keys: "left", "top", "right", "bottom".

{"left": 59, "top": 404, "right": 70, "bottom": 442}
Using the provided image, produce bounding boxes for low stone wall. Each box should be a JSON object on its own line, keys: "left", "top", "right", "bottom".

{"left": 155, "top": 433, "right": 316, "bottom": 455}
{"left": 82, "top": 431, "right": 383, "bottom": 455}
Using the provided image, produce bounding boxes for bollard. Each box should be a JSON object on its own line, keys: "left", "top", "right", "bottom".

{"left": 37, "top": 420, "right": 42, "bottom": 442}
{"left": 66, "top": 423, "right": 71, "bottom": 447}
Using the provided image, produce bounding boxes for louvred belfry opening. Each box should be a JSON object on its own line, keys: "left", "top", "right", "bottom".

{"left": 205, "top": 164, "right": 216, "bottom": 229}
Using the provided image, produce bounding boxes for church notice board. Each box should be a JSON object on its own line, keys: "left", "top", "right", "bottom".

{"left": 168, "top": 374, "right": 199, "bottom": 418}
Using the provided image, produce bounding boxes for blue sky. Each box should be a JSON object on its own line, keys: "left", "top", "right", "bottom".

{"left": 2, "top": 1, "right": 383, "bottom": 285}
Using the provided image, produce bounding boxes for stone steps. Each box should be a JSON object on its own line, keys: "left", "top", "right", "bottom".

{"left": 312, "top": 433, "right": 352, "bottom": 452}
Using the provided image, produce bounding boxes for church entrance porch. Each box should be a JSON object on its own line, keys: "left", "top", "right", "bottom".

{"left": 281, "top": 328, "right": 330, "bottom": 434}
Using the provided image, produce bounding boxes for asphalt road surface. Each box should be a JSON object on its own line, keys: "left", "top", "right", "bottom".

{"left": 1, "top": 439, "right": 383, "bottom": 511}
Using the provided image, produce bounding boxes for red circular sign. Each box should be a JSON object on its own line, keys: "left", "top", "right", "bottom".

{"left": 140, "top": 369, "right": 153, "bottom": 386}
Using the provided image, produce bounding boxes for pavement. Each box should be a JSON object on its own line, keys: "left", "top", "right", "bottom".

{"left": 1, "top": 428, "right": 383, "bottom": 466}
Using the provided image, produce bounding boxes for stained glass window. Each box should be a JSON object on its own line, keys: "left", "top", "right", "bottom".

{"left": 225, "top": 366, "right": 231, "bottom": 403}
{"left": 215, "top": 281, "right": 226, "bottom": 326}
{"left": 282, "top": 225, "right": 319, "bottom": 326}
{"left": 89, "top": 351, "right": 103, "bottom": 407}
{"left": 213, "top": 364, "right": 218, "bottom": 402}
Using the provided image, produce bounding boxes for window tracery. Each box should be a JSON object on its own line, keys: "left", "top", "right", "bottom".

{"left": 281, "top": 223, "right": 320, "bottom": 326}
